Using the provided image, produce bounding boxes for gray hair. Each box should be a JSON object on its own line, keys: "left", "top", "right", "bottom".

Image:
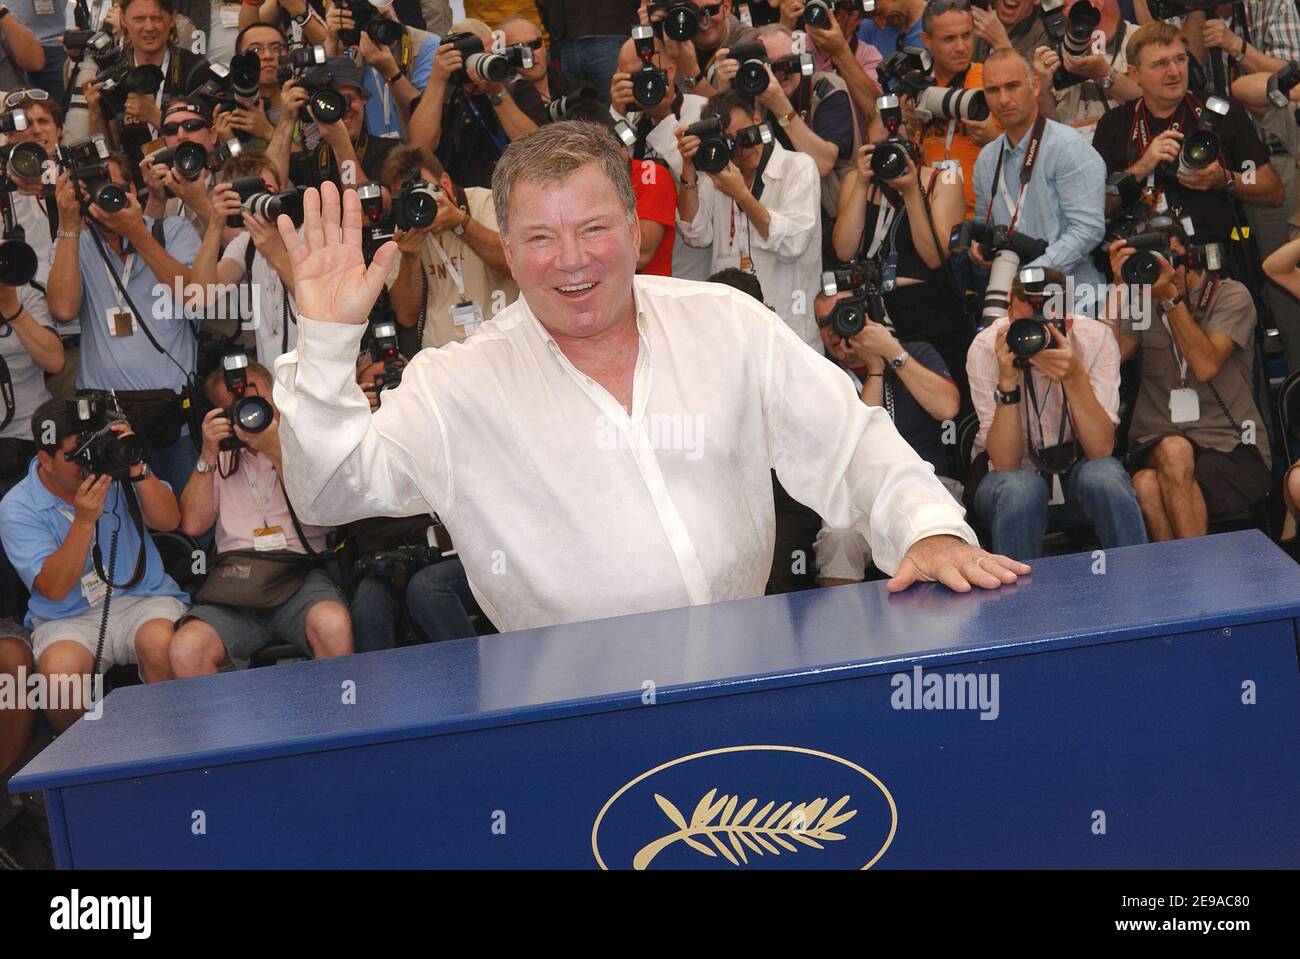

{"left": 491, "top": 121, "right": 638, "bottom": 240}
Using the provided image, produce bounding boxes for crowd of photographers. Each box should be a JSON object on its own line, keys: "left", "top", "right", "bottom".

{"left": 3, "top": 0, "right": 1300, "bottom": 753}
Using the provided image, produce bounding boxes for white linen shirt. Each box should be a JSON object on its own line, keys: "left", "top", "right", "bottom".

{"left": 675, "top": 141, "right": 823, "bottom": 348}
{"left": 273, "top": 275, "right": 975, "bottom": 633}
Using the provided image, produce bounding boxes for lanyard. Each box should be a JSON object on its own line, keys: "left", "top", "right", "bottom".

{"left": 985, "top": 114, "right": 1046, "bottom": 234}
{"left": 727, "top": 199, "right": 753, "bottom": 265}
{"left": 464, "top": 92, "right": 508, "bottom": 155}
{"left": 1129, "top": 94, "right": 1201, "bottom": 157}
{"left": 864, "top": 188, "right": 898, "bottom": 260}
{"left": 1161, "top": 276, "right": 1219, "bottom": 387}
{"left": 370, "top": 65, "right": 395, "bottom": 131}
{"left": 242, "top": 458, "right": 278, "bottom": 526}
{"left": 430, "top": 236, "right": 466, "bottom": 299}
{"left": 104, "top": 251, "right": 136, "bottom": 311}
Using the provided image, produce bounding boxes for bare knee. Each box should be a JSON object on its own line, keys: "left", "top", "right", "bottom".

{"left": 1151, "top": 436, "right": 1195, "bottom": 482}
{"left": 134, "top": 619, "right": 176, "bottom": 682}
{"left": 305, "top": 602, "right": 353, "bottom": 659}
{"left": 0, "top": 636, "right": 33, "bottom": 673}
{"left": 169, "top": 620, "right": 226, "bottom": 677}
{"left": 1131, "top": 468, "right": 1162, "bottom": 508}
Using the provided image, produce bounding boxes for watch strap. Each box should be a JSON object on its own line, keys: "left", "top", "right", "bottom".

{"left": 995, "top": 385, "right": 1021, "bottom": 405}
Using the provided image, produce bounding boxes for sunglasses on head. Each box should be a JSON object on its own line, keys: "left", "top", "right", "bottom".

{"left": 5, "top": 89, "right": 49, "bottom": 108}
{"left": 161, "top": 118, "right": 211, "bottom": 135}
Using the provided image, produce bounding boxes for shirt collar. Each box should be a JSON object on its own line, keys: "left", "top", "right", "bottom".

{"left": 521, "top": 281, "right": 650, "bottom": 360}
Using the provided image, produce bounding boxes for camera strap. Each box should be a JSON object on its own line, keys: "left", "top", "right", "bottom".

{"left": 985, "top": 114, "right": 1046, "bottom": 234}
{"left": 1023, "top": 372, "right": 1078, "bottom": 474}
{"left": 0, "top": 354, "right": 13, "bottom": 431}
{"left": 463, "top": 91, "right": 508, "bottom": 155}
{"left": 91, "top": 479, "right": 147, "bottom": 590}
{"left": 416, "top": 271, "right": 429, "bottom": 348}
{"left": 1162, "top": 275, "right": 1220, "bottom": 387}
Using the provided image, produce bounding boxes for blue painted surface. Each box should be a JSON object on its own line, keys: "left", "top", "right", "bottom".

{"left": 13, "top": 531, "right": 1300, "bottom": 868}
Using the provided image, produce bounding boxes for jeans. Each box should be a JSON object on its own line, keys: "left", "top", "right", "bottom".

{"left": 405, "top": 557, "right": 476, "bottom": 644}
{"left": 556, "top": 36, "right": 626, "bottom": 105}
{"left": 148, "top": 429, "right": 199, "bottom": 500}
{"left": 973, "top": 457, "right": 1148, "bottom": 561}
{"left": 350, "top": 575, "right": 404, "bottom": 654}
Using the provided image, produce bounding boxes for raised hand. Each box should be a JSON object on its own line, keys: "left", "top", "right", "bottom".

{"left": 276, "top": 181, "right": 397, "bottom": 326}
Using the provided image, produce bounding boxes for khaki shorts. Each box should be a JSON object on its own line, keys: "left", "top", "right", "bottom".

{"left": 31, "top": 595, "right": 189, "bottom": 672}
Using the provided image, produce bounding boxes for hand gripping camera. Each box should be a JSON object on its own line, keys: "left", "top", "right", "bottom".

{"left": 442, "top": 31, "right": 534, "bottom": 86}
{"left": 146, "top": 141, "right": 209, "bottom": 182}
{"left": 649, "top": 0, "right": 703, "bottom": 42}
{"left": 1041, "top": 0, "right": 1102, "bottom": 91}
{"left": 878, "top": 46, "right": 989, "bottom": 121}
{"left": 66, "top": 393, "right": 150, "bottom": 479}
{"left": 821, "top": 261, "right": 887, "bottom": 340}
{"left": 727, "top": 40, "right": 813, "bottom": 97}
{"left": 339, "top": 0, "right": 405, "bottom": 48}
{"left": 1173, "top": 96, "right": 1231, "bottom": 179}
{"left": 870, "top": 94, "right": 921, "bottom": 181}
{"left": 684, "top": 115, "right": 773, "bottom": 174}
{"left": 218, "top": 353, "right": 274, "bottom": 452}
{"left": 392, "top": 173, "right": 441, "bottom": 231}
{"left": 62, "top": 136, "right": 128, "bottom": 214}
{"left": 957, "top": 221, "right": 1049, "bottom": 325}
{"left": 1004, "top": 266, "right": 1063, "bottom": 367}
{"left": 631, "top": 24, "right": 669, "bottom": 108}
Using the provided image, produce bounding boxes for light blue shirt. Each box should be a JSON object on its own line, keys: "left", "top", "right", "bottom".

{"left": 73, "top": 216, "right": 202, "bottom": 395}
{"left": 857, "top": 17, "right": 923, "bottom": 55}
{"left": 0, "top": 458, "right": 187, "bottom": 630}
{"left": 973, "top": 117, "right": 1106, "bottom": 309}
{"left": 364, "top": 34, "right": 440, "bottom": 138}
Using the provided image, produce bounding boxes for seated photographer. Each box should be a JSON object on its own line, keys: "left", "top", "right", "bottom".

{"left": 381, "top": 144, "right": 516, "bottom": 349}
{"left": 170, "top": 359, "right": 352, "bottom": 675}
{"left": 0, "top": 399, "right": 187, "bottom": 731}
{"left": 973, "top": 47, "right": 1107, "bottom": 306}
{"left": 322, "top": 1, "right": 439, "bottom": 140}
{"left": 407, "top": 18, "right": 540, "bottom": 189}
{"left": 94, "top": 0, "right": 213, "bottom": 179}
{"left": 857, "top": 0, "right": 926, "bottom": 58}
{"left": 192, "top": 153, "right": 300, "bottom": 365}
{"left": 0, "top": 260, "right": 64, "bottom": 625}
{"left": 276, "top": 56, "right": 400, "bottom": 189}
{"left": 831, "top": 97, "right": 969, "bottom": 386}
{"left": 971, "top": 0, "right": 1049, "bottom": 64}
{"left": 1104, "top": 223, "right": 1273, "bottom": 539}
{"left": 1091, "top": 21, "right": 1283, "bottom": 249}
{"left": 1031, "top": 0, "right": 1142, "bottom": 140}
{"left": 610, "top": 28, "right": 712, "bottom": 279}
{"left": 47, "top": 150, "right": 203, "bottom": 495}
{"left": 966, "top": 266, "right": 1146, "bottom": 560}
{"left": 139, "top": 97, "right": 219, "bottom": 230}
{"left": 502, "top": 14, "right": 600, "bottom": 126}
{"left": 917, "top": 0, "right": 1003, "bottom": 215}
{"left": 776, "top": 1, "right": 884, "bottom": 131}
{"left": 716, "top": 23, "right": 860, "bottom": 220}
{"left": 675, "top": 89, "right": 823, "bottom": 348}
{"left": 1183, "top": 1, "right": 1300, "bottom": 83}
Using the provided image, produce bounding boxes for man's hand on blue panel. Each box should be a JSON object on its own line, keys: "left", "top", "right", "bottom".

{"left": 887, "top": 534, "right": 1029, "bottom": 594}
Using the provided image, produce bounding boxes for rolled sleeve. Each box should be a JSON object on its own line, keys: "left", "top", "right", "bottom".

{"left": 749, "top": 155, "right": 819, "bottom": 260}
{"left": 675, "top": 176, "right": 716, "bottom": 248}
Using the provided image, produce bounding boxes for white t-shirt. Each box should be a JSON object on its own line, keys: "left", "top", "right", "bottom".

{"left": 206, "top": 2, "right": 243, "bottom": 69}
{"left": 220, "top": 231, "right": 300, "bottom": 366}
{"left": 0, "top": 284, "right": 55, "bottom": 442}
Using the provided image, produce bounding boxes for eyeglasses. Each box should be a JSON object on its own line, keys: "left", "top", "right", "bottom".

{"left": 161, "top": 118, "right": 211, "bottom": 135}
{"left": 698, "top": 3, "right": 724, "bottom": 22}
{"left": 246, "top": 42, "right": 287, "bottom": 56}
{"left": 1142, "top": 52, "right": 1189, "bottom": 72}
{"left": 5, "top": 89, "right": 49, "bottom": 108}
{"left": 520, "top": 37, "right": 544, "bottom": 50}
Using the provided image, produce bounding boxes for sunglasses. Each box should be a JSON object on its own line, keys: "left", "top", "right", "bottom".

{"left": 5, "top": 89, "right": 49, "bottom": 108}
{"left": 698, "top": 3, "right": 724, "bottom": 22}
{"left": 161, "top": 118, "right": 211, "bottom": 135}
{"left": 520, "top": 37, "right": 544, "bottom": 50}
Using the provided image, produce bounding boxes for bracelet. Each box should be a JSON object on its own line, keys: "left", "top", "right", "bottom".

{"left": 57, "top": 229, "right": 81, "bottom": 239}
{"left": 0, "top": 303, "right": 22, "bottom": 324}
{"left": 680, "top": 178, "right": 698, "bottom": 190}
{"left": 386, "top": 70, "right": 402, "bottom": 85}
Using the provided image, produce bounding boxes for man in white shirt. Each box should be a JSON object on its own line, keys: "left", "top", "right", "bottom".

{"left": 271, "top": 121, "right": 1028, "bottom": 634}
{"left": 675, "top": 88, "right": 823, "bottom": 348}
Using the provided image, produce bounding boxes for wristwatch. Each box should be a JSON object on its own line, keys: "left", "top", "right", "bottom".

{"left": 194, "top": 458, "right": 216, "bottom": 475}
{"left": 1101, "top": 67, "right": 1119, "bottom": 91}
{"left": 680, "top": 72, "right": 703, "bottom": 93}
{"left": 452, "top": 206, "right": 470, "bottom": 236}
{"left": 1160, "top": 295, "right": 1186, "bottom": 313}
{"left": 132, "top": 462, "right": 152, "bottom": 481}
{"left": 890, "top": 349, "right": 910, "bottom": 370}
{"left": 385, "top": 69, "right": 402, "bottom": 86}
{"left": 488, "top": 90, "right": 506, "bottom": 107}
{"left": 1231, "top": 38, "right": 1248, "bottom": 65}
{"left": 776, "top": 109, "right": 796, "bottom": 129}
{"left": 994, "top": 385, "right": 1021, "bottom": 406}
{"left": 1222, "top": 168, "right": 1236, "bottom": 194}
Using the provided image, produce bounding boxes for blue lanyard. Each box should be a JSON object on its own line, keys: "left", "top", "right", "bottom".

{"left": 463, "top": 93, "right": 508, "bottom": 155}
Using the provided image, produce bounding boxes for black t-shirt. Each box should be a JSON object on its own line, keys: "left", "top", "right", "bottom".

{"left": 118, "top": 47, "right": 212, "bottom": 183}
{"left": 289, "top": 130, "right": 400, "bottom": 189}
{"left": 437, "top": 87, "right": 509, "bottom": 190}
{"left": 1091, "top": 96, "right": 1270, "bottom": 243}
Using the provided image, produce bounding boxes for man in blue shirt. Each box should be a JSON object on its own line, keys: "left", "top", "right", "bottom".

{"left": 858, "top": 0, "right": 926, "bottom": 53}
{"left": 0, "top": 399, "right": 187, "bottom": 731}
{"left": 972, "top": 47, "right": 1105, "bottom": 316}
{"left": 47, "top": 149, "right": 203, "bottom": 495}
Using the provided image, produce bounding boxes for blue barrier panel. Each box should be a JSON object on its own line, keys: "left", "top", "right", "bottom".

{"left": 12, "top": 530, "right": 1300, "bottom": 868}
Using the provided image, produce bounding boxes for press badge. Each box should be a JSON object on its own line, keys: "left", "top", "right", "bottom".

{"left": 106, "top": 307, "right": 136, "bottom": 336}
{"left": 253, "top": 526, "right": 288, "bottom": 551}
{"left": 34, "top": 0, "right": 57, "bottom": 14}
{"left": 220, "top": 3, "right": 241, "bottom": 27}
{"left": 1169, "top": 387, "right": 1200, "bottom": 423}
{"left": 451, "top": 300, "right": 484, "bottom": 335}
{"left": 80, "top": 570, "right": 107, "bottom": 607}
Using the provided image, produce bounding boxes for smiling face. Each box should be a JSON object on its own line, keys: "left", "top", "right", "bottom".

{"left": 994, "top": 0, "right": 1037, "bottom": 28}
{"left": 501, "top": 162, "right": 641, "bottom": 342}
{"left": 161, "top": 106, "right": 216, "bottom": 149}
{"left": 122, "top": 0, "right": 173, "bottom": 56}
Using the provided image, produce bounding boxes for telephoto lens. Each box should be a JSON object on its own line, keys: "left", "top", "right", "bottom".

{"left": 2, "top": 141, "right": 47, "bottom": 181}
{"left": 148, "top": 141, "right": 209, "bottom": 182}
{"left": 244, "top": 188, "right": 306, "bottom": 227}
{"left": 229, "top": 49, "right": 261, "bottom": 100}
{"left": 803, "top": 0, "right": 832, "bottom": 28}
{"left": 729, "top": 41, "right": 771, "bottom": 97}
{"left": 90, "top": 181, "right": 128, "bottom": 213}
{"left": 1120, "top": 232, "right": 1172, "bottom": 285}
{"left": 1062, "top": 2, "right": 1101, "bottom": 57}
{"left": 982, "top": 248, "right": 1021, "bottom": 324}
{"left": 0, "top": 109, "right": 27, "bottom": 135}
{"left": 656, "top": 0, "right": 700, "bottom": 42}
{"left": 466, "top": 50, "right": 510, "bottom": 84}
{"left": 0, "top": 238, "right": 38, "bottom": 288}
{"left": 308, "top": 84, "right": 347, "bottom": 124}
{"left": 685, "top": 116, "right": 731, "bottom": 174}
{"left": 913, "top": 84, "right": 989, "bottom": 121}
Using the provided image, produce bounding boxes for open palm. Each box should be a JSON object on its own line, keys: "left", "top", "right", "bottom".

{"left": 276, "top": 180, "right": 397, "bottom": 325}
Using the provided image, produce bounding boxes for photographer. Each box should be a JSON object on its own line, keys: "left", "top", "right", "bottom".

{"left": 972, "top": 0, "right": 1049, "bottom": 63}
{"left": 813, "top": 288, "right": 963, "bottom": 585}
{"left": 277, "top": 56, "right": 399, "bottom": 188}
{"left": 776, "top": 1, "right": 884, "bottom": 131}
{"left": 169, "top": 359, "right": 352, "bottom": 674}
{"left": 639, "top": 0, "right": 761, "bottom": 101}
{"left": 47, "top": 150, "right": 203, "bottom": 494}
{"left": 1262, "top": 236, "right": 1300, "bottom": 527}
{"left": 223, "top": 22, "right": 294, "bottom": 147}
{"left": 407, "top": 18, "right": 539, "bottom": 189}
{"left": 676, "top": 88, "right": 823, "bottom": 347}
{"left": 0, "top": 4, "right": 47, "bottom": 95}
{"left": 382, "top": 145, "right": 515, "bottom": 348}
{"left": 1184, "top": 1, "right": 1300, "bottom": 80}
{"left": 973, "top": 48, "right": 1107, "bottom": 304}
{"left": 502, "top": 14, "right": 598, "bottom": 126}
{"left": 4, "top": 93, "right": 60, "bottom": 285}
{"left": 323, "top": 1, "right": 439, "bottom": 140}
{"left": 918, "top": 0, "right": 1003, "bottom": 215}
{"left": 192, "top": 153, "right": 299, "bottom": 364}
{"left": 966, "top": 266, "right": 1145, "bottom": 560}
{"left": 857, "top": 0, "right": 926, "bottom": 58}
{"left": 716, "top": 23, "right": 859, "bottom": 218}
{"left": 1032, "top": 0, "right": 1142, "bottom": 138}
{"left": 831, "top": 98, "right": 970, "bottom": 385}
{"left": 0, "top": 398, "right": 187, "bottom": 731}
{"left": 1091, "top": 22, "right": 1282, "bottom": 247}
{"left": 1104, "top": 223, "right": 1272, "bottom": 539}
{"left": 139, "top": 97, "right": 217, "bottom": 229}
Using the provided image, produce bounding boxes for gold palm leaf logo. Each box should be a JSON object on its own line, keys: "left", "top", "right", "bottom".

{"left": 632, "top": 788, "right": 858, "bottom": 870}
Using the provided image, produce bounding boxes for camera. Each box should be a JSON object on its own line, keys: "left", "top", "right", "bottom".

{"left": 870, "top": 94, "right": 920, "bottom": 181}
{"left": 1267, "top": 61, "right": 1300, "bottom": 109}
{"left": 63, "top": 28, "right": 95, "bottom": 56}
{"left": 392, "top": 173, "right": 441, "bottom": 231}
{"left": 0, "top": 141, "right": 46, "bottom": 182}
{"left": 339, "top": 0, "right": 405, "bottom": 48}
{"left": 803, "top": 0, "right": 833, "bottom": 28}
{"left": 354, "top": 543, "right": 436, "bottom": 593}
{"left": 0, "top": 212, "right": 36, "bottom": 288}
{"left": 62, "top": 136, "right": 128, "bottom": 214}
{"left": 1118, "top": 231, "right": 1170, "bottom": 286}
{"left": 957, "top": 221, "right": 1049, "bottom": 324}
{"left": 244, "top": 186, "right": 306, "bottom": 227}
{"left": 299, "top": 65, "right": 349, "bottom": 124}
{"left": 226, "top": 175, "right": 272, "bottom": 227}
{"left": 277, "top": 43, "right": 328, "bottom": 84}
{"left": 1047, "top": 0, "right": 1103, "bottom": 90}
{"left": 218, "top": 353, "right": 273, "bottom": 451}
{"left": 369, "top": 320, "right": 403, "bottom": 400}
{"left": 1004, "top": 267, "right": 1062, "bottom": 366}
{"left": 650, "top": 0, "right": 702, "bottom": 42}
{"left": 227, "top": 48, "right": 262, "bottom": 102}
{"left": 0, "top": 109, "right": 27, "bottom": 136}
{"left": 631, "top": 24, "right": 668, "bottom": 108}
{"left": 146, "top": 141, "right": 209, "bottom": 182}
{"left": 441, "top": 31, "right": 534, "bottom": 86}
{"left": 90, "top": 28, "right": 164, "bottom": 119}
{"left": 1175, "top": 96, "right": 1230, "bottom": 178}
{"left": 1144, "top": 0, "right": 1218, "bottom": 19}
{"left": 357, "top": 182, "right": 394, "bottom": 260}
{"left": 877, "top": 46, "right": 933, "bottom": 95}
{"left": 1180, "top": 240, "right": 1224, "bottom": 273}
{"left": 192, "top": 68, "right": 239, "bottom": 115}
{"left": 685, "top": 116, "right": 772, "bottom": 174}
{"left": 878, "top": 46, "right": 989, "bottom": 121}
{"left": 546, "top": 87, "right": 602, "bottom": 123}
{"left": 728, "top": 41, "right": 814, "bottom": 97}
{"left": 821, "top": 261, "right": 886, "bottom": 339}
{"left": 66, "top": 393, "right": 150, "bottom": 479}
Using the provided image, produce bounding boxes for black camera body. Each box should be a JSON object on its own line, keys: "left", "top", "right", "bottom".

{"left": 650, "top": 0, "right": 702, "bottom": 42}
{"left": 1004, "top": 267, "right": 1063, "bottom": 367}
{"left": 62, "top": 136, "right": 128, "bottom": 214}
{"left": 870, "top": 94, "right": 920, "bottom": 181}
{"left": 91, "top": 30, "right": 163, "bottom": 119}
{"left": 631, "top": 24, "right": 669, "bottom": 108}
{"left": 299, "top": 65, "right": 349, "bottom": 125}
{"left": 244, "top": 186, "right": 306, "bottom": 227}
{"left": 546, "top": 86, "right": 602, "bottom": 123}
{"left": 339, "top": 0, "right": 405, "bottom": 48}
{"left": 146, "top": 141, "right": 209, "bottom": 182}
{"left": 218, "top": 353, "right": 273, "bottom": 452}
{"left": 1144, "top": 0, "right": 1218, "bottom": 19}
{"left": 369, "top": 320, "right": 403, "bottom": 401}
{"left": 1048, "top": 0, "right": 1102, "bottom": 91}
{"left": 354, "top": 543, "right": 436, "bottom": 593}
{"left": 66, "top": 393, "right": 149, "bottom": 479}
{"left": 686, "top": 116, "right": 772, "bottom": 174}
{"left": 821, "top": 261, "right": 887, "bottom": 339}
{"left": 442, "top": 31, "right": 533, "bottom": 87}
{"left": 877, "top": 46, "right": 933, "bottom": 96}
{"left": 958, "top": 221, "right": 1049, "bottom": 324}
{"left": 226, "top": 175, "right": 269, "bottom": 227}
{"left": 277, "top": 43, "right": 328, "bottom": 84}
{"left": 392, "top": 172, "right": 441, "bottom": 231}
{"left": 0, "top": 148, "right": 37, "bottom": 286}
{"left": 1169, "top": 95, "right": 1230, "bottom": 179}
{"left": 0, "top": 141, "right": 46, "bottom": 182}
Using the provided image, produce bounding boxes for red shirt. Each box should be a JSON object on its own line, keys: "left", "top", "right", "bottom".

{"left": 631, "top": 159, "right": 677, "bottom": 277}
